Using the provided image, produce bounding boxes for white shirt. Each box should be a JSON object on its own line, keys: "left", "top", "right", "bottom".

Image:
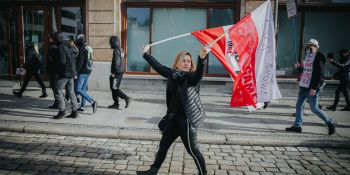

{"left": 299, "top": 52, "right": 316, "bottom": 88}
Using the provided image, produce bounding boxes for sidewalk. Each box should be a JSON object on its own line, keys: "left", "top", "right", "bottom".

{"left": 0, "top": 80, "right": 349, "bottom": 148}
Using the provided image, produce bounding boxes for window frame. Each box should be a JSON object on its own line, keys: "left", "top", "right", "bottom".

{"left": 122, "top": 1, "right": 240, "bottom": 77}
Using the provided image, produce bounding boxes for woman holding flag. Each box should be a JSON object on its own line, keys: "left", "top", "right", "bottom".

{"left": 137, "top": 46, "right": 209, "bottom": 175}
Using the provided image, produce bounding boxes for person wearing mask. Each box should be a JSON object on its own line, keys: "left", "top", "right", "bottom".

{"left": 136, "top": 45, "right": 209, "bottom": 175}
{"left": 108, "top": 36, "right": 131, "bottom": 109}
{"left": 327, "top": 49, "right": 350, "bottom": 111}
{"left": 13, "top": 42, "right": 47, "bottom": 98}
{"left": 53, "top": 32, "right": 78, "bottom": 119}
{"left": 75, "top": 34, "right": 98, "bottom": 113}
{"left": 286, "top": 39, "right": 335, "bottom": 135}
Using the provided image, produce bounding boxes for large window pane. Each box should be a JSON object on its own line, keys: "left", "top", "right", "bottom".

{"left": 208, "top": 8, "right": 235, "bottom": 74}
{"left": 0, "top": 8, "right": 9, "bottom": 74}
{"left": 126, "top": 8, "right": 150, "bottom": 72}
{"left": 276, "top": 10, "right": 302, "bottom": 76}
{"left": 152, "top": 8, "right": 206, "bottom": 69}
{"left": 303, "top": 11, "right": 350, "bottom": 78}
{"left": 61, "top": 7, "right": 83, "bottom": 40}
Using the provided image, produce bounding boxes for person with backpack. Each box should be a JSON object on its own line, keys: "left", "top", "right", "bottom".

{"left": 108, "top": 36, "right": 131, "bottom": 109}
{"left": 53, "top": 32, "right": 79, "bottom": 119}
{"left": 75, "top": 34, "right": 98, "bottom": 113}
{"left": 13, "top": 42, "right": 47, "bottom": 98}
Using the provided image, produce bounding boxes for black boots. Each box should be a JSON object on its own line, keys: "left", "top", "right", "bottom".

{"left": 53, "top": 111, "right": 66, "bottom": 119}
{"left": 125, "top": 97, "right": 131, "bottom": 108}
{"left": 326, "top": 105, "right": 336, "bottom": 111}
{"left": 285, "top": 126, "right": 302, "bottom": 133}
{"left": 136, "top": 167, "right": 159, "bottom": 175}
{"left": 108, "top": 103, "right": 119, "bottom": 109}
{"left": 39, "top": 89, "right": 47, "bottom": 98}
{"left": 328, "top": 122, "right": 336, "bottom": 135}
{"left": 13, "top": 91, "right": 22, "bottom": 98}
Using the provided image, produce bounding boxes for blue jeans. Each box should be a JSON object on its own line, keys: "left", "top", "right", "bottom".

{"left": 76, "top": 74, "right": 94, "bottom": 107}
{"left": 294, "top": 87, "right": 333, "bottom": 127}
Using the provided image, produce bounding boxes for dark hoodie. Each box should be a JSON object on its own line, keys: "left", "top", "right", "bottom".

{"left": 54, "top": 32, "right": 77, "bottom": 78}
{"left": 75, "top": 34, "right": 91, "bottom": 74}
{"left": 110, "top": 36, "right": 124, "bottom": 74}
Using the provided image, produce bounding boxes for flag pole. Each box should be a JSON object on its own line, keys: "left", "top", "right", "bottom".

{"left": 148, "top": 33, "right": 191, "bottom": 47}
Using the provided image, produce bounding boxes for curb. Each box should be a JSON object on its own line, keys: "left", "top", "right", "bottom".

{"left": 1, "top": 120, "right": 350, "bottom": 148}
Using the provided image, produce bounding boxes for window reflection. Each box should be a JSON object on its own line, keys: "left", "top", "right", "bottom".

{"left": 61, "top": 7, "right": 83, "bottom": 40}
{"left": 0, "top": 8, "right": 9, "bottom": 74}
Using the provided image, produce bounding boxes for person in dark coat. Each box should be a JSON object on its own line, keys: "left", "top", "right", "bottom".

{"left": 53, "top": 32, "right": 78, "bottom": 119}
{"left": 108, "top": 36, "right": 131, "bottom": 109}
{"left": 137, "top": 46, "right": 209, "bottom": 175}
{"left": 13, "top": 42, "right": 47, "bottom": 98}
{"left": 286, "top": 39, "right": 335, "bottom": 135}
{"left": 327, "top": 49, "right": 350, "bottom": 111}
{"left": 47, "top": 33, "right": 59, "bottom": 108}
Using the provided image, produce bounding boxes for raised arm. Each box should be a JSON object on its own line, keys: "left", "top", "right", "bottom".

{"left": 142, "top": 46, "right": 171, "bottom": 78}
{"left": 187, "top": 47, "right": 209, "bottom": 86}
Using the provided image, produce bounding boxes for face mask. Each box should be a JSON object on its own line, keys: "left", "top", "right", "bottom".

{"left": 305, "top": 47, "right": 312, "bottom": 54}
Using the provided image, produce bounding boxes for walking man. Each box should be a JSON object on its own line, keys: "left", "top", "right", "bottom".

{"left": 108, "top": 36, "right": 131, "bottom": 109}
{"left": 286, "top": 39, "right": 336, "bottom": 135}
{"left": 53, "top": 32, "right": 79, "bottom": 119}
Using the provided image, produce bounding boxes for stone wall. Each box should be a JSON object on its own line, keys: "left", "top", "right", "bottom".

{"left": 88, "top": 0, "right": 121, "bottom": 62}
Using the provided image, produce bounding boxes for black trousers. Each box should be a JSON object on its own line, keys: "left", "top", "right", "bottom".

{"left": 20, "top": 71, "right": 46, "bottom": 93}
{"left": 109, "top": 74, "right": 128, "bottom": 105}
{"left": 332, "top": 81, "right": 350, "bottom": 107}
{"left": 49, "top": 73, "right": 58, "bottom": 105}
{"left": 152, "top": 116, "right": 207, "bottom": 175}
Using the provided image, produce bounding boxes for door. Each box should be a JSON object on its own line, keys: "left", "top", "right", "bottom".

{"left": 22, "top": 7, "right": 49, "bottom": 74}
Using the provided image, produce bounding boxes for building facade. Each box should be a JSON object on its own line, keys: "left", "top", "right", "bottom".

{"left": 0, "top": 0, "right": 349, "bottom": 92}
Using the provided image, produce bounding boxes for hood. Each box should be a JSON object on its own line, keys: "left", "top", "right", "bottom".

{"left": 76, "top": 34, "right": 86, "bottom": 46}
{"left": 54, "top": 32, "right": 64, "bottom": 44}
{"left": 109, "top": 36, "right": 120, "bottom": 49}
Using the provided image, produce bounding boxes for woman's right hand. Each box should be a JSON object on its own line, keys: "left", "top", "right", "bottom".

{"left": 142, "top": 45, "right": 150, "bottom": 54}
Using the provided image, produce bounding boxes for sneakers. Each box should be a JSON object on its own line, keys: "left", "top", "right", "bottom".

{"left": 39, "top": 90, "right": 47, "bottom": 98}
{"left": 67, "top": 111, "right": 79, "bottom": 118}
{"left": 326, "top": 105, "right": 336, "bottom": 111}
{"left": 53, "top": 111, "right": 66, "bottom": 119}
{"left": 13, "top": 91, "right": 22, "bottom": 98}
{"left": 77, "top": 107, "right": 86, "bottom": 113}
{"left": 92, "top": 101, "right": 98, "bottom": 114}
{"left": 285, "top": 126, "right": 302, "bottom": 133}
{"left": 136, "top": 167, "right": 159, "bottom": 175}
{"left": 341, "top": 106, "right": 350, "bottom": 111}
{"left": 125, "top": 97, "right": 131, "bottom": 108}
{"left": 108, "top": 104, "right": 119, "bottom": 109}
{"left": 49, "top": 104, "right": 58, "bottom": 109}
{"left": 328, "top": 122, "right": 336, "bottom": 135}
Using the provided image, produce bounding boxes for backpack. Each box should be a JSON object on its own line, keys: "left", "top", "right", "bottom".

{"left": 85, "top": 45, "right": 94, "bottom": 72}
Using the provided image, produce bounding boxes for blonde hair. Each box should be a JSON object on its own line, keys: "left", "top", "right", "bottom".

{"left": 172, "top": 51, "right": 196, "bottom": 72}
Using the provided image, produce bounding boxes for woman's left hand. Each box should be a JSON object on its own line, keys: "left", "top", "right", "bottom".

{"left": 200, "top": 46, "right": 210, "bottom": 59}
{"left": 309, "top": 89, "right": 317, "bottom": 96}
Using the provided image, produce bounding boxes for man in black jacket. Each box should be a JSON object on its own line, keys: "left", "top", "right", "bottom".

{"left": 47, "top": 33, "right": 59, "bottom": 108}
{"left": 327, "top": 49, "right": 350, "bottom": 111}
{"left": 13, "top": 42, "right": 47, "bottom": 98}
{"left": 75, "top": 34, "right": 97, "bottom": 113}
{"left": 108, "top": 36, "right": 131, "bottom": 109}
{"left": 286, "top": 39, "right": 335, "bottom": 135}
{"left": 53, "top": 32, "right": 78, "bottom": 119}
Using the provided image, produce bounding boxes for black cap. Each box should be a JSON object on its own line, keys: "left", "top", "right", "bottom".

{"left": 338, "top": 49, "right": 349, "bottom": 53}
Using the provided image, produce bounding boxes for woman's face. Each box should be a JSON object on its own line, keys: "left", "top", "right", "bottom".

{"left": 178, "top": 55, "right": 192, "bottom": 72}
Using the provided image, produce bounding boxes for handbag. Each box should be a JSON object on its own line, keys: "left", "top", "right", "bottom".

{"left": 158, "top": 113, "right": 174, "bottom": 135}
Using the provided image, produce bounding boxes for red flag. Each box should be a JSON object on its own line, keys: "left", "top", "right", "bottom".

{"left": 192, "top": 0, "right": 281, "bottom": 108}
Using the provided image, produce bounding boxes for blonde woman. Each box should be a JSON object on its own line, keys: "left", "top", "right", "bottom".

{"left": 137, "top": 46, "right": 209, "bottom": 175}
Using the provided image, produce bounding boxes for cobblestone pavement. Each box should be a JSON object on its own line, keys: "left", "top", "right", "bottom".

{"left": 0, "top": 132, "right": 349, "bottom": 175}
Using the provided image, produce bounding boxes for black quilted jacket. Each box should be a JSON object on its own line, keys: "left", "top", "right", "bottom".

{"left": 143, "top": 53, "right": 207, "bottom": 128}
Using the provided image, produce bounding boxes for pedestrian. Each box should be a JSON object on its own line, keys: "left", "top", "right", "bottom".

{"left": 64, "top": 39, "right": 80, "bottom": 103}
{"left": 286, "top": 39, "right": 335, "bottom": 135}
{"left": 47, "top": 33, "right": 59, "bottom": 108}
{"left": 13, "top": 42, "right": 47, "bottom": 98}
{"left": 53, "top": 32, "right": 78, "bottom": 119}
{"left": 75, "top": 34, "right": 98, "bottom": 114}
{"left": 108, "top": 36, "right": 131, "bottom": 109}
{"left": 136, "top": 45, "right": 209, "bottom": 175}
{"left": 326, "top": 49, "right": 350, "bottom": 111}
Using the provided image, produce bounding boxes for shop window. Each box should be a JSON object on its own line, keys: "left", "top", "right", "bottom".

{"left": 126, "top": 8, "right": 150, "bottom": 72}
{"left": 60, "top": 7, "right": 83, "bottom": 40}
{"left": 276, "top": 10, "right": 302, "bottom": 76}
{"left": 152, "top": 8, "right": 206, "bottom": 70}
{"left": 0, "top": 8, "right": 9, "bottom": 74}
{"left": 208, "top": 8, "right": 235, "bottom": 75}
